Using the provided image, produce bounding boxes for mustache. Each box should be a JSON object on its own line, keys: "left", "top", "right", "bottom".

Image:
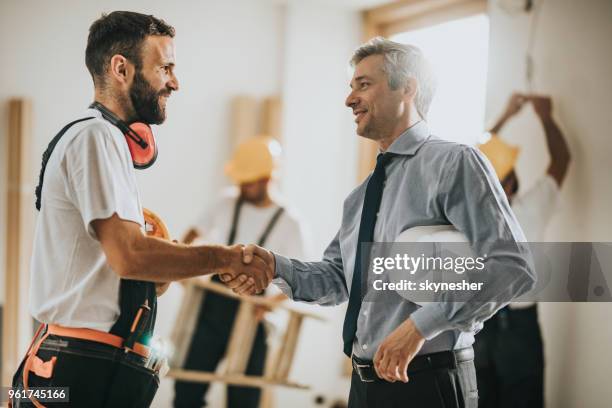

{"left": 158, "top": 88, "right": 172, "bottom": 98}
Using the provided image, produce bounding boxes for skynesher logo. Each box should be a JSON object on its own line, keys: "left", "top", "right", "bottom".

{"left": 372, "top": 279, "right": 484, "bottom": 292}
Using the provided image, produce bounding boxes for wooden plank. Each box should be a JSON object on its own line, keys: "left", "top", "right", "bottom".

{"left": 167, "top": 369, "right": 309, "bottom": 390}
{"left": 273, "top": 313, "right": 303, "bottom": 381}
{"left": 381, "top": 0, "right": 487, "bottom": 36}
{"left": 261, "top": 96, "right": 282, "bottom": 141}
{"left": 230, "top": 95, "right": 259, "bottom": 146}
{"left": 191, "top": 278, "right": 325, "bottom": 321}
{"left": 364, "top": 0, "right": 481, "bottom": 26}
{"left": 2, "top": 99, "right": 34, "bottom": 385}
{"left": 357, "top": 139, "right": 378, "bottom": 182}
{"left": 169, "top": 283, "right": 205, "bottom": 368}
{"left": 224, "top": 302, "right": 258, "bottom": 375}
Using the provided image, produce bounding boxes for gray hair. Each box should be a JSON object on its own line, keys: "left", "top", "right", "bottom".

{"left": 351, "top": 37, "right": 437, "bottom": 120}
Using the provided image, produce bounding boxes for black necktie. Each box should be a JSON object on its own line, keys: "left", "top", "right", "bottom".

{"left": 342, "top": 153, "right": 391, "bottom": 357}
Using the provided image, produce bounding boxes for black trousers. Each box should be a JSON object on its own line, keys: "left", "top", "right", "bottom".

{"left": 174, "top": 292, "right": 268, "bottom": 408}
{"left": 348, "top": 358, "right": 478, "bottom": 408}
{"left": 473, "top": 305, "right": 544, "bottom": 408}
{"left": 11, "top": 335, "right": 159, "bottom": 407}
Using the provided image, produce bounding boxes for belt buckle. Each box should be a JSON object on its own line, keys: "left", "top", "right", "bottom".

{"left": 352, "top": 360, "right": 375, "bottom": 383}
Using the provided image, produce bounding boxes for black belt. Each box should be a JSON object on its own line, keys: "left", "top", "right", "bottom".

{"left": 40, "top": 335, "right": 150, "bottom": 368}
{"left": 352, "top": 347, "right": 474, "bottom": 383}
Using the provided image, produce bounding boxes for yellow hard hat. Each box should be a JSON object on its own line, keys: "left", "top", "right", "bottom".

{"left": 224, "top": 137, "right": 280, "bottom": 184}
{"left": 478, "top": 134, "right": 520, "bottom": 180}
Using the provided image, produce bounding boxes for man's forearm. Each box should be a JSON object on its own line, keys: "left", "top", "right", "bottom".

{"left": 540, "top": 114, "right": 571, "bottom": 184}
{"left": 273, "top": 254, "right": 348, "bottom": 305}
{"left": 489, "top": 113, "right": 510, "bottom": 134}
{"left": 122, "top": 235, "right": 234, "bottom": 282}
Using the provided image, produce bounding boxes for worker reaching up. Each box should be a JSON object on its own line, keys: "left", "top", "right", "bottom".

{"left": 476, "top": 93, "right": 571, "bottom": 408}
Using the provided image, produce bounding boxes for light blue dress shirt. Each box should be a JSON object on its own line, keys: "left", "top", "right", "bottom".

{"left": 273, "top": 121, "right": 536, "bottom": 359}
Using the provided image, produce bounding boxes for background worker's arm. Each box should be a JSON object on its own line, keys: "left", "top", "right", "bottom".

{"left": 92, "top": 213, "right": 272, "bottom": 292}
{"left": 489, "top": 93, "right": 527, "bottom": 134}
{"left": 531, "top": 96, "right": 572, "bottom": 186}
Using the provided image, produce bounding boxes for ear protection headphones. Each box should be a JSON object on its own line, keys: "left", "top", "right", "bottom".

{"left": 35, "top": 103, "right": 159, "bottom": 210}
{"left": 89, "top": 102, "right": 158, "bottom": 169}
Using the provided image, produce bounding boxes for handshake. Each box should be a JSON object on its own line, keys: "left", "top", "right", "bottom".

{"left": 217, "top": 244, "right": 276, "bottom": 295}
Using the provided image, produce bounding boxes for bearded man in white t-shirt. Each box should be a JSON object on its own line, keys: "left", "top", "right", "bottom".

{"left": 11, "top": 11, "right": 271, "bottom": 408}
{"left": 476, "top": 93, "right": 571, "bottom": 408}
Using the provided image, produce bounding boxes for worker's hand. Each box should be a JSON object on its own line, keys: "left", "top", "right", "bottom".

{"left": 373, "top": 318, "right": 425, "bottom": 383}
{"left": 242, "top": 244, "right": 276, "bottom": 278}
{"left": 219, "top": 245, "right": 273, "bottom": 295}
{"left": 221, "top": 244, "right": 275, "bottom": 280}
{"left": 530, "top": 95, "right": 552, "bottom": 119}
{"left": 503, "top": 93, "right": 527, "bottom": 119}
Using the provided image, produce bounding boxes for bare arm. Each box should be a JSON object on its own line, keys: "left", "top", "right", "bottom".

{"left": 92, "top": 214, "right": 272, "bottom": 292}
{"left": 530, "top": 96, "right": 571, "bottom": 187}
{"left": 489, "top": 93, "right": 528, "bottom": 134}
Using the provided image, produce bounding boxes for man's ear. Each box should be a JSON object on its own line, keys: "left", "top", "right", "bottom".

{"left": 404, "top": 77, "right": 418, "bottom": 98}
{"left": 109, "top": 54, "right": 134, "bottom": 85}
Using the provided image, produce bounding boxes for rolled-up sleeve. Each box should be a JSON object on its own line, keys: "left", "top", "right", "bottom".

{"left": 411, "top": 146, "right": 536, "bottom": 340}
{"left": 273, "top": 230, "right": 349, "bottom": 305}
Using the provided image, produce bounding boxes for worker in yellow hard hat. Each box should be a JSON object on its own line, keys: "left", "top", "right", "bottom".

{"left": 174, "top": 137, "right": 308, "bottom": 408}
{"left": 475, "top": 93, "right": 571, "bottom": 408}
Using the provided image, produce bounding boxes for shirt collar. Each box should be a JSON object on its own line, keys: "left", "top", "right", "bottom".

{"left": 383, "top": 120, "right": 431, "bottom": 156}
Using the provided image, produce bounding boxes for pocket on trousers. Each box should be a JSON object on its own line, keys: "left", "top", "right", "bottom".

{"left": 104, "top": 359, "right": 160, "bottom": 408}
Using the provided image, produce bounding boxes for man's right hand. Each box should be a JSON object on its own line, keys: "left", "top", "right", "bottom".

{"left": 220, "top": 245, "right": 275, "bottom": 295}
{"left": 219, "top": 245, "right": 275, "bottom": 295}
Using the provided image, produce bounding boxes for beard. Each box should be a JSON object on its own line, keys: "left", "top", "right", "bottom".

{"left": 129, "top": 70, "right": 169, "bottom": 125}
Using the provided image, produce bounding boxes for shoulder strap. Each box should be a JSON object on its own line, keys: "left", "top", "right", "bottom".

{"left": 35, "top": 117, "right": 95, "bottom": 211}
{"left": 258, "top": 207, "right": 285, "bottom": 246}
{"left": 226, "top": 197, "right": 244, "bottom": 245}
{"left": 226, "top": 197, "right": 285, "bottom": 247}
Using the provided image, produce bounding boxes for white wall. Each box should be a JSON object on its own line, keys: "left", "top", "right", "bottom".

{"left": 276, "top": 1, "right": 361, "bottom": 406}
{"left": 485, "top": 0, "right": 612, "bottom": 406}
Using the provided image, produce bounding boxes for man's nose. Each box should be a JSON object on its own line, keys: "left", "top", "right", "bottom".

{"left": 168, "top": 73, "right": 179, "bottom": 91}
{"left": 345, "top": 91, "right": 357, "bottom": 108}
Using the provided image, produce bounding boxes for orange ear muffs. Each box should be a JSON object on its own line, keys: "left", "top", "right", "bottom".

{"left": 90, "top": 102, "right": 158, "bottom": 170}
{"left": 126, "top": 122, "right": 158, "bottom": 169}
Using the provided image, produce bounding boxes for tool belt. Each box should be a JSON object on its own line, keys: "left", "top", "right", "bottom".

{"left": 352, "top": 347, "right": 474, "bottom": 383}
{"left": 14, "top": 273, "right": 159, "bottom": 407}
{"left": 25, "top": 324, "right": 151, "bottom": 377}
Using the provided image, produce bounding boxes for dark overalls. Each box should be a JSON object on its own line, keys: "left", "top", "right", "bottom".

{"left": 174, "top": 198, "right": 284, "bottom": 408}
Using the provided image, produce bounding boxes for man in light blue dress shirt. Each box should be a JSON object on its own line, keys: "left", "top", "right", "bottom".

{"left": 224, "top": 37, "right": 536, "bottom": 408}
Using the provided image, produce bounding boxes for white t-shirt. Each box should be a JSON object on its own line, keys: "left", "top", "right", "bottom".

{"left": 509, "top": 174, "right": 560, "bottom": 308}
{"left": 511, "top": 174, "right": 560, "bottom": 242}
{"left": 193, "top": 190, "right": 306, "bottom": 260}
{"left": 30, "top": 108, "right": 143, "bottom": 331}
